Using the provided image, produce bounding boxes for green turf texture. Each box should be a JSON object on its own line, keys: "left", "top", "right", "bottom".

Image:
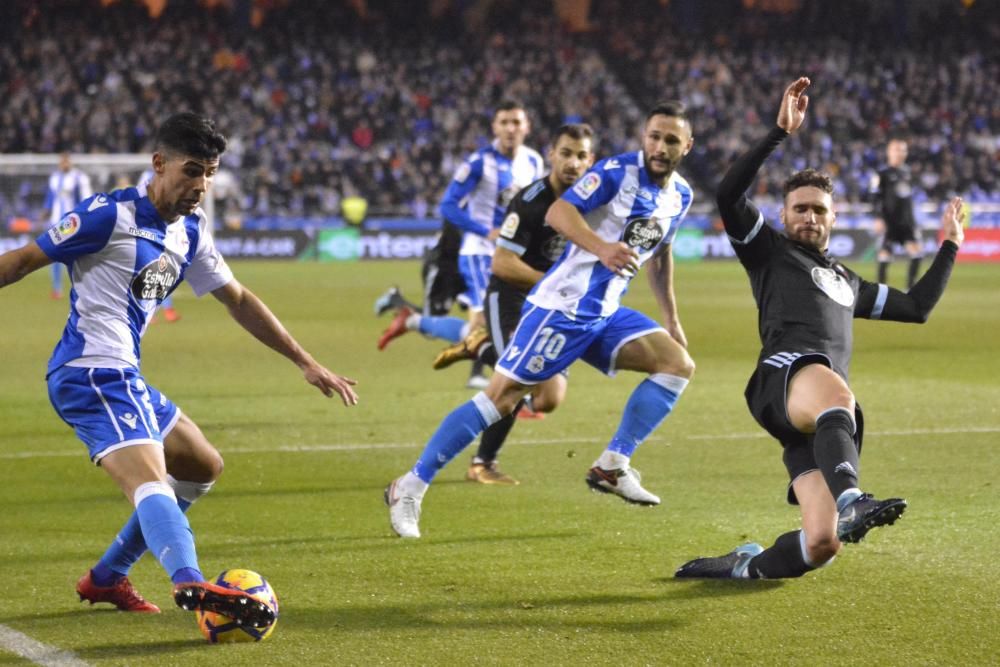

{"left": 1, "top": 259, "right": 997, "bottom": 666}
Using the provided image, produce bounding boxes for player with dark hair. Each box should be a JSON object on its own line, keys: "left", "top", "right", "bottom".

{"left": 433, "top": 123, "right": 596, "bottom": 484}
{"left": 0, "top": 112, "right": 358, "bottom": 622}
{"left": 376, "top": 100, "right": 544, "bottom": 389}
{"left": 675, "top": 78, "right": 965, "bottom": 580}
{"left": 386, "top": 102, "right": 696, "bottom": 538}
{"left": 874, "top": 137, "right": 923, "bottom": 288}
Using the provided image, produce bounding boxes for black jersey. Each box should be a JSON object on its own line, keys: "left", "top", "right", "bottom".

{"left": 718, "top": 127, "right": 958, "bottom": 381}
{"left": 874, "top": 165, "right": 916, "bottom": 230}
{"left": 488, "top": 176, "right": 567, "bottom": 300}
{"left": 730, "top": 219, "right": 877, "bottom": 378}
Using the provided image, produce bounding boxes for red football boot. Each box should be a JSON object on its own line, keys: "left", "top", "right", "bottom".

{"left": 77, "top": 571, "right": 161, "bottom": 613}
{"left": 377, "top": 307, "right": 413, "bottom": 350}
{"left": 173, "top": 581, "right": 275, "bottom": 629}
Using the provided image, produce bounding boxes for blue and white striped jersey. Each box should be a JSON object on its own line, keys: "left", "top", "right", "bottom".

{"left": 44, "top": 168, "right": 93, "bottom": 224}
{"left": 527, "top": 151, "right": 694, "bottom": 320}
{"left": 36, "top": 183, "right": 233, "bottom": 374}
{"left": 439, "top": 141, "right": 544, "bottom": 257}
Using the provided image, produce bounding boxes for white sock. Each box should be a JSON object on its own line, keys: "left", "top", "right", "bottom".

{"left": 398, "top": 471, "right": 429, "bottom": 499}
{"left": 405, "top": 312, "right": 422, "bottom": 331}
{"left": 595, "top": 450, "right": 630, "bottom": 470}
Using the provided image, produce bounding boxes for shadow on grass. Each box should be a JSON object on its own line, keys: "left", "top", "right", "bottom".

{"left": 656, "top": 577, "right": 785, "bottom": 599}
{"left": 75, "top": 639, "right": 204, "bottom": 660}
{"left": 290, "top": 594, "right": 686, "bottom": 634}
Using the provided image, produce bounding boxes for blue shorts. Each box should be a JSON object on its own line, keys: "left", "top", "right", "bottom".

{"left": 47, "top": 366, "right": 180, "bottom": 464}
{"left": 457, "top": 254, "right": 492, "bottom": 311}
{"left": 495, "top": 306, "right": 663, "bottom": 385}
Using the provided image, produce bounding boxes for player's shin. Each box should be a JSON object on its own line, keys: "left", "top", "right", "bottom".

{"left": 601, "top": 374, "right": 688, "bottom": 464}
{"left": 812, "top": 407, "right": 861, "bottom": 500}
{"left": 412, "top": 392, "right": 502, "bottom": 483}
{"left": 418, "top": 315, "right": 467, "bottom": 342}
{"left": 132, "top": 481, "right": 203, "bottom": 584}
{"left": 745, "top": 530, "right": 833, "bottom": 579}
{"left": 91, "top": 475, "right": 214, "bottom": 585}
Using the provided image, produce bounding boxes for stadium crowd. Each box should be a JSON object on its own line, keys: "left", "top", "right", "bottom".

{"left": 0, "top": 0, "right": 996, "bottom": 220}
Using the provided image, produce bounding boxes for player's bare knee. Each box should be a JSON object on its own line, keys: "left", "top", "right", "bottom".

{"left": 805, "top": 532, "right": 842, "bottom": 565}
{"left": 657, "top": 350, "right": 695, "bottom": 379}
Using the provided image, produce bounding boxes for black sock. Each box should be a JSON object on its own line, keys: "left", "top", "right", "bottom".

{"left": 470, "top": 357, "right": 485, "bottom": 378}
{"left": 747, "top": 530, "right": 814, "bottom": 579}
{"left": 476, "top": 399, "right": 523, "bottom": 461}
{"left": 813, "top": 408, "right": 860, "bottom": 500}
{"left": 877, "top": 261, "right": 889, "bottom": 284}
{"left": 480, "top": 343, "right": 498, "bottom": 368}
{"left": 907, "top": 257, "right": 922, "bottom": 289}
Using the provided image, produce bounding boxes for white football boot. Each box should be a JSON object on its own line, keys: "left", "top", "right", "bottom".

{"left": 384, "top": 478, "right": 422, "bottom": 538}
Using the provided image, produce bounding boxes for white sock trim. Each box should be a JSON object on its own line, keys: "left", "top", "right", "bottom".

{"left": 799, "top": 529, "right": 836, "bottom": 569}
{"left": 596, "top": 450, "right": 630, "bottom": 470}
{"left": 459, "top": 322, "right": 472, "bottom": 339}
{"left": 816, "top": 406, "right": 856, "bottom": 434}
{"left": 133, "top": 480, "right": 176, "bottom": 508}
{"left": 399, "top": 471, "right": 429, "bottom": 499}
{"left": 648, "top": 373, "right": 689, "bottom": 395}
{"left": 405, "top": 313, "right": 422, "bottom": 330}
{"left": 167, "top": 474, "right": 215, "bottom": 504}
{"left": 472, "top": 392, "right": 502, "bottom": 425}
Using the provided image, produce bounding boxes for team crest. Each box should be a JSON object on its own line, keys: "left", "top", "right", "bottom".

{"left": 572, "top": 172, "right": 601, "bottom": 199}
{"left": 48, "top": 213, "right": 80, "bottom": 245}
{"left": 622, "top": 216, "right": 664, "bottom": 252}
{"left": 811, "top": 267, "right": 855, "bottom": 307}
{"left": 542, "top": 235, "right": 568, "bottom": 261}
{"left": 131, "top": 253, "right": 180, "bottom": 303}
{"left": 500, "top": 212, "right": 520, "bottom": 239}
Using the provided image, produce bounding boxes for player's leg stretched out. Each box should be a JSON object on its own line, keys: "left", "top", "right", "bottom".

{"left": 676, "top": 362, "right": 906, "bottom": 579}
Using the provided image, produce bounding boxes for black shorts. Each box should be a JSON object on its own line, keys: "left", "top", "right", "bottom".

{"left": 421, "top": 221, "right": 465, "bottom": 316}
{"left": 744, "top": 352, "right": 864, "bottom": 505}
{"left": 881, "top": 222, "right": 918, "bottom": 248}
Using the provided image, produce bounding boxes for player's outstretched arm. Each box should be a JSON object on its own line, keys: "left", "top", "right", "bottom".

{"left": 776, "top": 77, "right": 810, "bottom": 134}
{"left": 211, "top": 280, "right": 359, "bottom": 406}
{"left": 859, "top": 197, "right": 965, "bottom": 324}
{"left": 0, "top": 242, "right": 53, "bottom": 289}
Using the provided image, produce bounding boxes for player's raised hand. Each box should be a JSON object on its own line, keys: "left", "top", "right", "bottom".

{"left": 598, "top": 241, "right": 640, "bottom": 278}
{"left": 777, "top": 77, "right": 810, "bottom": 134}
{"left": 303, "top": 363, "right": 359, "bottom": 406}
{"left": 941, "top": 196, "right": 965, "bottom": 246}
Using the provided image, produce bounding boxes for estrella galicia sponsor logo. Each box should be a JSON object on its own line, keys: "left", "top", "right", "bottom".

{"left": 542, "top": 234, "right": 568, "bottom": 261}
{"left": 131, "top": 253, "right": 180, "bottom": 301}
{"left": 811, "top": 266, "right": 855, "bottom": 307}
{"left": 622, "top": 216, "right": 663, "bottom": 251}
{"left": 128, "top": 226, "right": 157, "bottom": 242}
{"left": 48, "top": 213, "right": 81, "bottom": 245}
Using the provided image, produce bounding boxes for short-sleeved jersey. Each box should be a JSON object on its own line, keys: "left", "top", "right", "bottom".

{"left": 527, "top": 152, "right": 693, "bottom": 320}
{"left": 440, "top": 141, "right": 544, "bottom": 257}
{"left": 45, "top": 168, "right": 93, "bottom": 224}
{"left": 873, "top": 165, "right": 915, "bottom": 229}
{"left": 729, "top": 214, "right": 884, "bottom": 379}
{"left": 489, "top": 176, "right": 565, "bottom": 301}
{"left": 36, "top": 183, "right": 234, "bottom": 374}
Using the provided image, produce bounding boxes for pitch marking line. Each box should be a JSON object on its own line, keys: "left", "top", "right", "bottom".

{"left": 0, "top": 624, "right": 90, "bottom": 667}
{"left": 2, "top": 427, "right": 998, "bottom": 460}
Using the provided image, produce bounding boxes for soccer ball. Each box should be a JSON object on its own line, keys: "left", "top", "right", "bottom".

{"left": 196, "top": 569, "right": 280, "bottom": 643}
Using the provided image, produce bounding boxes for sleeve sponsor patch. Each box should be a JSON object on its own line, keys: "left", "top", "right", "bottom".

{"left": 572, "top": 172, "right": 601, "bottom": 199}
{"left": 48, "top": 213, "right": 81, "bottom": 245}
{"left": 454, "top": 162, "right": 471, "bottom": 183}
{"left": 500, "top": 212, "right": 520, "bottom": 239}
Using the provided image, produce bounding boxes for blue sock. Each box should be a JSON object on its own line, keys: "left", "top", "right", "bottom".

{"left": 51, "top": 263, "right": 62, "bottom": 292}
{"left": 134, "top": 491, "right": 202, "bottom": 584}
{"left": 413, "top": 394, "right": 501, "bottom": 483}
{"left": 606, "top": 376, "right": 686, "bottom": 457}
{"left": 418, "top": 316, "right": 466, "bottom": 342}
{"left": 95, "top": 498, "right": 193, "bottom": 583}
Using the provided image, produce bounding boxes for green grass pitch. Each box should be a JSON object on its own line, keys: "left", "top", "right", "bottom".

{"left": 1, "top": 259, "right": 997, "bottom": 665}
